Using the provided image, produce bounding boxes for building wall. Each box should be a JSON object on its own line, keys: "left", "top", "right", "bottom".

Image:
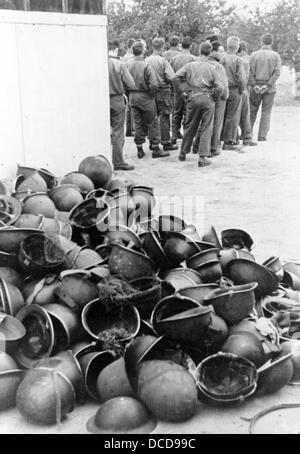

{"left": 0, "top": 9, "right": 110, "bottom": 179}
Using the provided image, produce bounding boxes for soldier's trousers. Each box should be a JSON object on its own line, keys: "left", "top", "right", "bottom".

{"left": 129, "top": 92, "right": 160, "bottom": 147}
{"left": 181, "top": 93, "right": 215, "bottom": 157}
{"left": 193, "top": 98, "right": 226, "bottom": 153}
{"left": 126, "top": 105, "right": 134, "bottom": 135}
{"left": 222, "top": 87, "right": 242, "bottom": 144}
{"left": 239, "top": 89, "right": 252, "bottom": 140}
{"left": 249, "top": 89, "right": 276, "bottom": 140}
{"left": 110, "top": 95, "right": 126, "bottom": 166}
{"left": 171, "top": 92, "right": 186, "bottom": 140}
{"left": 155, "top": 89, "right": 172, "bottom": 144}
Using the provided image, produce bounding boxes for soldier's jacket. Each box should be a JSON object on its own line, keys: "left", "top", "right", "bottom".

{"left": 249, "top": 45, "right": 282, "bottom": 93}
{"left": 208, "top": 56, "right": 229, "bottom": 100}
{"left": 108, "top": 56, "right": 135, "bottom": 96}
{"left": 239, "top": 52, "right": 251, "bottom": 84}
{"left": 122, "top": 51, "right": 134, "bottom": 63}
{"left": 125, "top": 56, "right": 159, "bottom": 96}
{"left": 173, "top": 56, "right": 223, "bottom": 100}
{"left": 170, "top": 51, "right": 196, "bottom": 72}
{"left": 163, "top": 47, "right": 180, "bottom": 63}
{"left": 146, "top": 54, "right": 174, "bottom": 89}
{"left": 221, "top": 52, "right": 247, "bottom": 93}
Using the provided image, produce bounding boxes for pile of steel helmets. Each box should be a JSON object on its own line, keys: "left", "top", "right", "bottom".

{"left": 1, "top": 156, "right": 300, "bottom": 433}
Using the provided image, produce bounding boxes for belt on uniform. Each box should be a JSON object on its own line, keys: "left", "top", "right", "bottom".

{"left": 110, "top": 93, "right": 124, "bottom": 97}
{"left": 188, "top": 90, "right": 211, "bottom": 95}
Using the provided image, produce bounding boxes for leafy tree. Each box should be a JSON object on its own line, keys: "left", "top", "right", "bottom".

{"left": 225, "top": 7, "right": 268, "bottom": 54}
{"left": 108, "top": 0, "right": 236, "bottom": 50}
{"left": 264, "top": 0, "right": 300, "bottom": 67}
{"left": 108, "top": 0, "right": 300, "bottom": 68}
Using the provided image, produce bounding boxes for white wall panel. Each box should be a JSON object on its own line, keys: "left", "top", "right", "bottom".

{"left": 0, "top": 22, "right": 24, "bottom": 178}
{"left": 64, "top": 24, "right": 110, "bottom": 171}
{"left": 0, "top": 11, "right": 110, "bottom": 179}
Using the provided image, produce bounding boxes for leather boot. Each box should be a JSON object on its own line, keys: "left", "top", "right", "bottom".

{"left": 243, "top": 140, "right": 258, "bottom": 146}
{"left": 152, "top": 147, "right": 170, "bottom": 159}
{"left": 198, "top": 157, "right": 212, "bottom": 168}
{"left": 114, "top": 162, "right": 135, "bottom": 171}
{"left": 137, "top": 146, "right": 145, "bottom": 159}
{"left": 163, "top": 142, "right": 179, "bottom": 151}
{"left": 210, "top": 149, "right": 221, "bottom": 157}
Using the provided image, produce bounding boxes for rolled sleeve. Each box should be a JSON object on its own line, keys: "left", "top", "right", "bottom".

{"left": 164, "top": 60, "right": 175, "bottom": 83}
{"left": 145, "top": 63, "right": 159, "bottom": 95}
{"left": 173, "top": 66, "right": 188, "bottom": 94}
{"left": 212, "top": 68, "right": 223, "bottom": 100}
{"left": 267, "top": 54, "right": 282, "bottom": 87}
{"left": 236, "top": 58, "right": 247, "bottom": 93}
{"left": 121, "top": 65, "right": 136, "bottom": 92}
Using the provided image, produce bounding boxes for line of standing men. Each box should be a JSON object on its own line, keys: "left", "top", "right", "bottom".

{"left": 108, "top": 32, "right": 281, "bottom": 171}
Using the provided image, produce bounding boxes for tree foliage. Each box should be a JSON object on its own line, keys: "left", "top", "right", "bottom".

{"left": 265, "top": 0, "right": 300, "bottom": 67}
{"left": 108, "top": 0, "right": 236, "bottom": 45}
{"left": 108, "top": 0, "right": 300, "bottom": 67}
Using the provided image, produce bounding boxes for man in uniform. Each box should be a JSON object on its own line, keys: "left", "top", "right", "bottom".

{"left": 125, "top": 41, "right": 169, "bottom": 159}
{"left": 163, "top": 35, "right": 181, "bottom": 135}
{"left": 146, "top": 38, "right": 178, "bottom": 152}
{"left": 237, "top": 41, "right": 257, "bottom": 146}
{"left": 192, "top": 40, "right": 228, "bottom": 157}
{"left": 170, "top": 36, "right": 196, "bottom": 145}
{"left": 249, "top": 33, "right": 281, "bottom": 142}
{"left": 123, "top": 38, "right": 136, "bottom": 137}
{"left": 163, "top": 35, "right": 180, "bottom": 63}
{"left": 221, "top": 36, "right": 247, "bottom": 152}
{"left": 108, "top": 39, "right": 136, "bottom": 171}
{"left": 173, "top": 41, "right": 223, "bottom": 168}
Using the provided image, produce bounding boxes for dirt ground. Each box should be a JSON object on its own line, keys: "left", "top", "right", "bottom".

{"left": 123, "top": 103, "right": 300, "bottom": 265}
{"left": 1, "top": 71, "right": 300, "bottom": 435}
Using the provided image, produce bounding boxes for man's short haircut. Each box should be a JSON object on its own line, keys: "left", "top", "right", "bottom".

{"left": 152, "top": 37, "right": 165, "bottom": 51}
{"left": 227, "top": 36, "right": 240, "bottom": 51}
{"left": 137, "top": 39, "right": 147, "bottom": 49}
{"left": 108, "top": 39, "right": 120, "bottom": 51}
{"left": 206, "top": 34, "right": 219, "bottom": 43}
{"left": 200, "top": 41, "right": 213, "bottom": 56}
{"left": 182, "top": 36, "right": 192, "bottom": 49}
{"left": 169, "top": 35, "right": 180, "bottom": 47}
{"left": 238, "top": 40, "right": 248, "bottom": 53}
{"left": 211, "top": 40, "right": 222, "bottom": 52}
{"left": 132, "top": 41, "right": 145, "bottom": 56}
{"left": 262, "top": 33, "right": 273, "bottom": 45}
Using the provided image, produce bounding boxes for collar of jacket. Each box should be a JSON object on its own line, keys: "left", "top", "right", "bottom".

{"left": 209, "top": 54, "right": 220, "bottom": 63}
{"left": 198, "top": 55, "right": 209, "bottom": 62}
{"left": 239, "top": 51, "right": 249, "bottom": 58}
{"left": 133, "top": 56, "right": 145, "bottom": 61}
{"left": 262, "top": 45, "right": 272, "bottom": 50}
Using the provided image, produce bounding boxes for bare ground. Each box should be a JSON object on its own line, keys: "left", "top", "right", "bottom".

{"left": 122, "top": 104, "right": 300, "bottom": 265}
